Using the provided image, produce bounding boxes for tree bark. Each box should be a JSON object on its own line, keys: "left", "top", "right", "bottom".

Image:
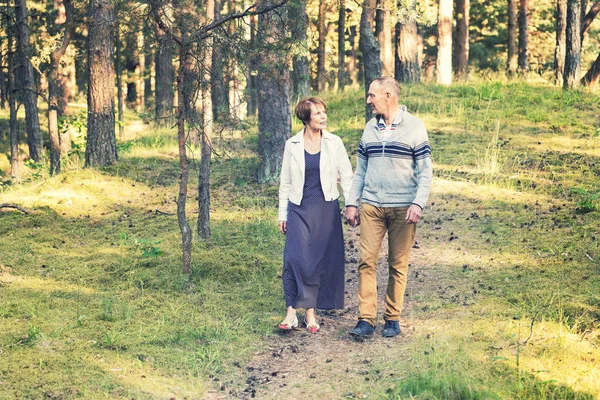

{"left": 555, "top": 0, "right": 568, "bottom": 83}
{"left": 360, "top": 0, "right": 381, "bottom": 121}
{"left": 85, "top": 0, "right": 117, "bottom": 167}
{"left": 518, "top": 0, "right": 529, "bottom": 72}
{"left": 115, "top": 16, "right": 124, "bottom": 139}
{"left": 581, "top": 51, "right": 600, "bottom": 87}
{"left": 257, "top": 1, "right": 291, "bottom": 184}
{"left": 290, "top": 0, "right": 311, "bottom": 99}
{"left": 317, "top": 0, "right": 327, "bottom": 92}
{"left": 176, "top": 46, "right": 192, "bottom": 275}
{"left": 211, "top": 0, "right": 227, "bottom": 121}
{"left": 7, "top": 14, "right": 19, "bottom": 181}
{"left": 507, "top": 0, "right": 518, "bottom": 75}
{"left": 347, "top": 25, "right": 358, "bottom": 85}
{"left": 453, "top": 0, "right": 469, "bottom": 80}
{"left": 437, "top": 0, "right": 452, "bottom": 85}
{"left": 15, "top": 0, "right": 43, "bottom": 162}
{"left": 155, "top": 10, "right": 176, "bottom": 127}
{"left": 198, "top": 0, "right": 215, "bottom": 240}
{"left": 49, "top": 0, "right": 74, "bottom": 176}
{"left": 395, "top": 21, "right": 420, "bottom": 83}
{"left": 338, "top": 0, "right": 346, "bottom": 91}
{"left": 247, "top": 14, "right": 258, "bottom": 117}
{"left": 375, "top": 0, "right": 393, "bottom": 77}
{"left": 564, "top": 0, "right": 582, "bottom": 89}
{"left": 582, "top": 0, "right": 600, "bottom": 35}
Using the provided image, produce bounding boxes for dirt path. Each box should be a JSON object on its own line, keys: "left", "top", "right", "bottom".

{"left": 219, "top": 225, "right": 428, "bottom": 399}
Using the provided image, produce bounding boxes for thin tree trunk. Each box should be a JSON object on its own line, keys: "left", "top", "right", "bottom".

{"left": 48, "top": 0, "right": 73, "bottom": 176}
{"left": 555, "top": 0, "right": 568, "bottom": 83}
{"left": 347, "top": 25, "right": 358, "bottom": 85}
{"left": 360, "top": 0, "right": 382, "bottom": 121}
{"left": 85, "top": 0, "right": 117, "bottom": 167}
{"left": 290, "top": 0, "right": 311, "bottom": 99}
{"left": 176, "top": 46, "right": 192, "bottom": 275}
{"left": 144, "top": 18, "right": 153, "bottom": 109}
{"left": 317, "top": 0, "right": 327, "bottom": 92}
{"left": 437, "top": 0, "right": 452, "bottom": 85}
{"left": 257, "top": 1, "right": 291, "bottom": 184}
{"left": 115, "top": 17, "right": 124, "bottom": 139}
{"left": 247, "top": 14, "right": 258, "bottom": 117}
{"left": 198, "top": 0, "right": 215, "bottom": 239}
{"left": 376, "top": 0, "right": 393, "bottom": 76}
{"left": 7, "top": 13, "right": 19, "bottom": 180}
{"left": 564, "top": 0, "right": 582, "bottom": 89}
{"left": 395, "top": 20, "right": 420, "bottom": 83}
{"left": 15, "top": 0, "right": 43, "bottom": 162}
{"left": 155, "top": 10, "right": 175, "bottom": 127}
{"left": 581, "top": 51, "right": 600, "bottom": 87}
{"left": 582, "top": 0, "right": 600, "bottom": 35}
{"left": 0, "top": 16, "right": 6, "bottom": 111}
{"left": 454, "top": 0, "right": 469, "bottom": 80}
{"left": 518, "top": 0, "right": 529, "bottom": 72}
{"left": 211, "top": 0, "right": 227, "bottom": 121}
{"left": 507, "top": 0, "right": 518, "bottom": 75}
{"left": 338, "top": 0, "right": 346, "bottom": 91}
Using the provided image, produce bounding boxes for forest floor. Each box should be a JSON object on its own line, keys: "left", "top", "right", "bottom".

{"left": 1, "top": 83, "right": 600, "bottom": 399}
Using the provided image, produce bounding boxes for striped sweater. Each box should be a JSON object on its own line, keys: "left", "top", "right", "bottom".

{"left": 347, "top": 106, "right": 433, "bottom": 209}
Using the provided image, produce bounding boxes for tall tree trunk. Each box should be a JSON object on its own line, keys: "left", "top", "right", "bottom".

{"left": 247, "top": 14, "right": 258, "bottom": 117}
{"left": 198, "top": 0, "right": 215, "bottom": 240}
{"left": 211, "top": 0, "right": 227, "bottom": 121}
{"left": 49, "top": 0, "right": 73, "bottom": 176}
{"left": 317, "top": 0, "right": 327, "bottom": 92}
{"left": 15, "top": 0, "right": 43, "bottom": 162}
{"left": 453, "top": 0, "right": 469, "bottom": 80}
{"left": 582, "top": 1, "right": 600, "bottom": 35}
{"left": 290, "top": 0, "right": 311, "bottom": 99}
{"left": 437, "top": 0, "right": 452, "bottom": 85}
{"left": 144, "top": 18, "right": 153, "bottom": 109}
{"left": 338, "top": 0, "right": 346, "bottom": 91}
{"left": 563, "top": 0, "right": 582, "bottom": 89}
{"left": 155, "top": 12, "right": 175, "bottom": 127}
{"left": 7, "top": 14, "right": 19, "bottom": 180}
{"left": 0, "top": 16, "right": 6, "bottom": 110}
{"left": 136, "top": 31, "right": 145, "bottom": 112}
{"left": 257, "top": 1, "right": 291, "bottom": 184}
{"left": 376, "top": 0, "right": 393, "bottom": 76}
{"left": 507, "top": 0, "right": 518, "bottom": 75}
{"left": 555, "top": 0, "right": 568, "bottom": 83}
{"left": 518, "top": 0, "right": 529, "bottom": 72}
{"left": 347, "top": 25, "right": 358, "bottom": 85}
{"left": 176, "top": 46, "right": 192, "bottom": 275}
{"left": 115, "top": 17, "right": 124, "bottom": 139}
{"left": 360, "top": 0, "right": 382, "bottom": 121}
{"left": 85, "top": 0, "right": 117, "bottom": 167}
{"left": 581, "top": 51, "right": 600, "bottom": 87}
{"left": 395, "top": 20, "right": 420, "bottom": 83}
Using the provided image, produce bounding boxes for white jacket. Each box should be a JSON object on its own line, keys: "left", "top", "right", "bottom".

{"left": 278, "top": 129, "right": 353, "bottom": 221}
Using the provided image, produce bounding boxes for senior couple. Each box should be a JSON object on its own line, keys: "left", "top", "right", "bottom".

{"left": 277, "top": 76, "right": 433, "bottom": 338}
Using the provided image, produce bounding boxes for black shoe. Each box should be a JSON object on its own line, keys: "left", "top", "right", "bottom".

{"left": 349, "top": 320, "right": 375, "bottom": 337}
{"left": 382, "top": 320, "right": 401, "bottom": 337}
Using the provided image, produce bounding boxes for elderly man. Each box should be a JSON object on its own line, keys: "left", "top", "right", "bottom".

{"left": 345, "top": 76, "right": 433, "bottom": 338}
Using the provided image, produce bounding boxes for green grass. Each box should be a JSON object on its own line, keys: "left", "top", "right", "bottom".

{"left": 1, "top": 80, "right": 600, "bottom": 398}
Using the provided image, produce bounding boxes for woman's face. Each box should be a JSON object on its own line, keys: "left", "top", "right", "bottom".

{"left": 306, "top": 103, "right": 327, "bottom": 132}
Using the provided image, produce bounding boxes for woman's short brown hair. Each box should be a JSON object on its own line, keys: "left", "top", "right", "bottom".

{"left": 295, "top": 97, "right": 327, "bottom": 125}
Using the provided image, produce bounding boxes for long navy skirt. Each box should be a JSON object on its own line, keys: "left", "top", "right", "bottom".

{"left": 282, "top": 151, "right": 345, "bottom": 310}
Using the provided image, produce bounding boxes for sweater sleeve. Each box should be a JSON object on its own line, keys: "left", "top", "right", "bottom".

{"left": 412, "top": 122, "right": 433, "bottom": 209}
{"left": 278, "top": 141, "right": 292, "bottom": 221}
{"left": 346, "top": 138, "right": 368, "bottom": 207}
{"left": 337, "top": 137, "right": 354, "bottom": 205}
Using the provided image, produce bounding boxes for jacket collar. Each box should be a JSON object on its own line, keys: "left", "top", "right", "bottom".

{"left": 290, "top": 128, "right": 333, "bottom": 143}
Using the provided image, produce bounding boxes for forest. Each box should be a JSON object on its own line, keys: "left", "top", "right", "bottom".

{"left": 0, "top": 0, "right": 599, "bottom": 398}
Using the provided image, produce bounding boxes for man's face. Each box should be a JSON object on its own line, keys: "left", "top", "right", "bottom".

{"left": 366, "top": 82, "right": 388, "bottom": 115}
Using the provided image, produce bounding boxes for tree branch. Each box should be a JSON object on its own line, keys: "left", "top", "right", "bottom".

{"left": 51, "top": 0, "right": 75, "bottom": 63}
{"left": 583, "top": 0, "right": 600, "bottom": 35}
{"left": 0, "top": 203, "right": 30, "bottom": 213}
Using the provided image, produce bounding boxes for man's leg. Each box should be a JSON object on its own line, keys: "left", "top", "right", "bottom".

{"left": 357, "top": 204, "right": 387, "bottom": 326}
{"left": 383, "top": 206, "right": 416, "bottom": 322}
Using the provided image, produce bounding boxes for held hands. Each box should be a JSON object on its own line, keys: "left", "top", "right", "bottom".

{"left": 344, "top": 206, "right": 360, "bottom": 227}
{"left": 278, "top": 220, "right": 287, "bottom": 235}
{"left": 405, "top": 204, "right": 423, "bottom": 224}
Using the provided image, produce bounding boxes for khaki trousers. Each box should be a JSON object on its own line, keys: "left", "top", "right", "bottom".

{"left": 358, "top": 204, "right": 416, "bottom": 326}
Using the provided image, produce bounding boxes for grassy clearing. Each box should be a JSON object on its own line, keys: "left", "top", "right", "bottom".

{"left": 1, "top": 80, "right": 600, "bottom": 399}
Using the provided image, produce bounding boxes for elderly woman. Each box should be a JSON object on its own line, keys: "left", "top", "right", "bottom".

{"left": 277, "top": 97, "right": 353, "bottom": 333}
